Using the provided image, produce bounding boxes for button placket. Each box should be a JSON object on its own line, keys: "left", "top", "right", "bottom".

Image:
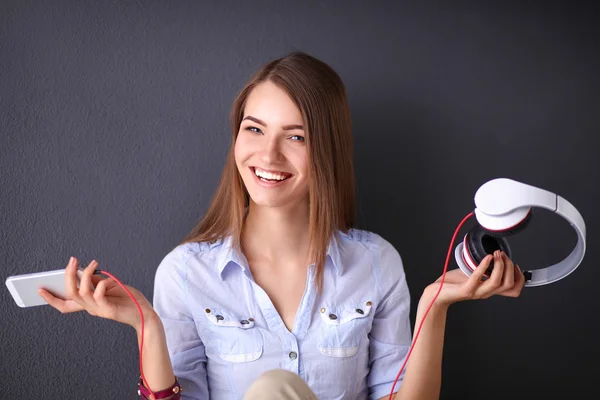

{"left": 286, "top": 342, "right": 300, "bottom": 373}
{"left": 281, "top": 331, "right": 300, "bottom": 373}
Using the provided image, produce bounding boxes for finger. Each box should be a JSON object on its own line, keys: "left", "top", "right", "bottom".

{"left": 79, "top": 260, "right": 100, "bottom": 311}
{"left": 514, "top": 264, "right": 526, "bottom": 291}
{"left": 92, "top": 279, "right": 117, "bottom": 319}
{"left": 65, "top": 257, "right": 83, "bottom": 303}
{"left": 477, "top": 250, "right": 505, "bottom": 296}
{"left": 463, "top": 254, "right": 493, "bottom": 294}
{"left": 499, "top": 252, "right": 515, "bottom": 291}
{"left": 38, "top": 289, "right": 85, "bottom": 314}
{"left": 92, "top": 279, "right": 108, "bottom": 306}
{"left": 470, "top": 254, "right": 494, "bottom": 282}
{"left": 92, "top": 278, "right": 118, "bottom": 306}
{"left": 501, "top": 264, "right": 526, "bottom": 297}
{"left": 91, "top": 273, "right": 105, "bottom": 288}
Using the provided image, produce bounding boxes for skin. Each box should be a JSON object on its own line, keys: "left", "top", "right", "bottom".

{"left": 38, "top": 81, "right": 525, "bottom": 399}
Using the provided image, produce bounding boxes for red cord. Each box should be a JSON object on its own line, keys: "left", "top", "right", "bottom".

{"left": 98, "top": 270, "right": 156, "bottom": 400}
{"left": 388, "top": 211, "right": 474, "bottom": 398}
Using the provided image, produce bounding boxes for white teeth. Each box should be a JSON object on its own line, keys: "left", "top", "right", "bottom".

{"left": 254, "top": 168, "right": 288, "bottom": 181}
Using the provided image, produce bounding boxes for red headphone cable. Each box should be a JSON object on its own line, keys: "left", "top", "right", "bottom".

{"left": 388, "top": 211, "right": 474, "bottom": 398}
{"left": 92, "top": 269, "right": 157, "bottom": 399}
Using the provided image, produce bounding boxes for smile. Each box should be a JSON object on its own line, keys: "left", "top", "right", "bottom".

{"left": 251, "top": 167, "right": 292, "bottom": 183}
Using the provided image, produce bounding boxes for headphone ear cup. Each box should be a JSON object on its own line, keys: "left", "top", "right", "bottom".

{"left": 465, "top": 224, "right": 512, "bottom": 276}
{"left": 483, "top": 209, "right": 534, "bottom": 237}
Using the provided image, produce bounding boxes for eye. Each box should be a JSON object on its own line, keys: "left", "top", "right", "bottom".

{"left": 290, "top": 135, "right": 305, "bottom": 142}
{"left": 245, "top": 126, "right": 263, "bottom": 134}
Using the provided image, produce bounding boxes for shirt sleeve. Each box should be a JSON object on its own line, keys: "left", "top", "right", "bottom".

{"left": 153, "top": 246, "right": 209, "bottom": 399}
{"left": 367, "top": 234, "right": 413, "bottom": 400}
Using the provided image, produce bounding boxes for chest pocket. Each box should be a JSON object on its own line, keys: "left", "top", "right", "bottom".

{"left": 318, "top": 300, "right": 373, "bottom": 358}
{"left": 201, "top": 307, "right": 263, "bottom": 363}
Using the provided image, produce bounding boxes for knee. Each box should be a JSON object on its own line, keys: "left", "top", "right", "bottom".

{"left": 250, "top": 368, "right": 302, "bottom": 392}
{"left": 257, "top": 369, "right": 300, "bottom": 383}
{"left": 244, "top": 369, "right": 316, "bottom": 400}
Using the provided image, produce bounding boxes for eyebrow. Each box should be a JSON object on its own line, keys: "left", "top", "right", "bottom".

{"left": 242, "top": 116, "right": 304, "bottom": 131}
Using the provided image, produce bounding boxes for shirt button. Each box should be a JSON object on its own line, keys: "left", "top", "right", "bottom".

{"left": 289, "top": 351, "right": 298, "bottom": 360}
{"left": 329, "top": 313, "right": 338, "bottom": 320}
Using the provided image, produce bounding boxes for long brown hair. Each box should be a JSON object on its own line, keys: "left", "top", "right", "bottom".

{"left": 180, "top": 51, "right": 356, "bottom": 289}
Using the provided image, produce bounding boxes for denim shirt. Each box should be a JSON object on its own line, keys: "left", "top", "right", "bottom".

{"left": 153, "top": 229, "right": 412, "bottom": 400}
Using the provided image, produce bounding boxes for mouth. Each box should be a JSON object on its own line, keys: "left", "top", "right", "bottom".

{"left": 250, "top": 167, "right": 293, "bottom": 183}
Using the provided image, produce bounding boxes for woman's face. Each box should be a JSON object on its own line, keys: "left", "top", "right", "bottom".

{"left": 234, "top": 81, "right": 309, "bottom": 210}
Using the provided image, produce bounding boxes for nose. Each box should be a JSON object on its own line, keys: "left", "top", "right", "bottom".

{"left": 260, "top": 136, "right": 284, "bottom": 164}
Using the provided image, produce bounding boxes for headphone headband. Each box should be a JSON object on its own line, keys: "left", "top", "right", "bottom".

{"left": 455, "top": 178, "right": 586, "bottom": 287}
{"left": 474, "top": 178, "right": 557, "bottom": 215}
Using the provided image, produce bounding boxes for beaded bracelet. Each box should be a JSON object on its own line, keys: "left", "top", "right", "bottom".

{"left": 138, "top": 376, "right": 183, "bottom": 399}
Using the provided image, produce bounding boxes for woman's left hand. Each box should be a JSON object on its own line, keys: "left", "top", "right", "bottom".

{"left": 425, "top": 250, "right": 525, "bottom": 307}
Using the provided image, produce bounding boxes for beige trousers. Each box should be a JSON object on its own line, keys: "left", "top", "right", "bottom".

{"left": 243, "top": 369, "right": 318, "bottom": 400}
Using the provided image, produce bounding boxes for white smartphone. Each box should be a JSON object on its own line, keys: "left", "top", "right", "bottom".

{"left": 5, "top": 269, "right": 84, "bottom": 308}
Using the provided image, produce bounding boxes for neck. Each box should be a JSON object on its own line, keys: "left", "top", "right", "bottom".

{"left": 241, "top": 200, "right": 311, "bottom": 267}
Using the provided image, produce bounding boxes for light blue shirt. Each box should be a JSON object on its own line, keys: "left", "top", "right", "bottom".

{"left": 153, "top": 229, "right": 412, "bottom": 400}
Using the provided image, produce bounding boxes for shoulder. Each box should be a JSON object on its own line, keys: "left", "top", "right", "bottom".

{"left": 154, "top": 238, "right": 228, "bottom": 280}
{"left": 339, "top": 228, "right": 402, "bottom": 262}
{"left": 338, "top": 228, "right": 407, "bottom": 291}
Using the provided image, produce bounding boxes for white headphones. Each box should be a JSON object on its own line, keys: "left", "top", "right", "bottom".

{"left": 455, "top": 178, "right": 586, "bottom": 287}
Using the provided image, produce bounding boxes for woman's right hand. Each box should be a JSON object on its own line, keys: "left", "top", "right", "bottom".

{"left": 38, "top": 257, "right": 157, "bottom": 332}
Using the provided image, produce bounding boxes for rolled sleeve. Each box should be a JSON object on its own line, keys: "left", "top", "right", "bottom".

{"left": 367, "top": 235, "right": 413, "bottom": 400}
{"left": 153, "top": 246, "right": 209, "bottom": 399}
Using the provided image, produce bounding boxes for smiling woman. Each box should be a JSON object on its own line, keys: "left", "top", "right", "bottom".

{"left": 40, "top": 51, "right": 525, "bottom": 400}
{"left": 235, "top": 81, "right": 310, "bottom": 209}
{"left": 182, "top": 53, "right": 357, "bottom": 297}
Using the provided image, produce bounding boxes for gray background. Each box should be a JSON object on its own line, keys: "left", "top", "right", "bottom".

{"left": 2, "top": 1, "right": 599, "bottom": 398}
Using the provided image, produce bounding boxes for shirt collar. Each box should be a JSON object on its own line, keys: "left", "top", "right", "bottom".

{"left": 216, "top": 232, "right": 344, "bottom": 280}
{"left": 215, "top": 236, "right": 249, "bottom": 280}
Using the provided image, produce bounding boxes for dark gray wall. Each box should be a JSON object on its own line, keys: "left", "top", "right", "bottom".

{"left": 2, "top": 1, "right": 599, "bottom": 398}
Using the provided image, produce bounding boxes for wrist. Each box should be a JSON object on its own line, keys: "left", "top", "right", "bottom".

{"left": 135, "top": 308, "right": 162, "bottom": 336}
{"left": 420, "top": 285, "right": 451, "bottom": 313}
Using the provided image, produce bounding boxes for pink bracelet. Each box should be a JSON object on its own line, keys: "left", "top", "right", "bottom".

{"left": 138, "top": 376, "right": 182, "bottom": 399}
